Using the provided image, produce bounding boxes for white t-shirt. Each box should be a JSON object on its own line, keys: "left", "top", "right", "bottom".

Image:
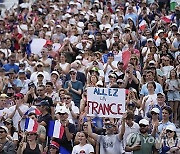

{"left": 161, "top": 66, "right": 174, "bottom": 78}
{"left": 103, "top": 61, "right": 118, "bottom": 83}
{"left": 0, "top": 108, "right": 9, "bottom": 126}
{"left": 8, "top": 104, "right": 29, "bottom": 131}
{"left": 67, "top": 105, "right": 79, "bottom": 124}
{"left": 72, "top": 143, "right": 94, "bottom": 154}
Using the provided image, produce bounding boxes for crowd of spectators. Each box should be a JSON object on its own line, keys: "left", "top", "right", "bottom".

{"left": 0, "top": 0, "right": 180, "bottom": 153}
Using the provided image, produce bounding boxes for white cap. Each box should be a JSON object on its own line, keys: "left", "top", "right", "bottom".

{"left": 96, "top": 80, "right": 103, "bottom": 86}
{"left": 69, "top": 68, "right": 77, "bottom": 73}
{"left": 88, "top": 35, "right": 94, "bottom": 39}
{"left": 36, "top": 62, "right": 44, "bottom": 67}
{"left": 51, "top": 71, "right": 59, "bottom": 78}
{"left": 76, "top": 55, "right": 83, "bottom": 60}
{"left": 56, "top": 25, "right": 62, "bottom": 28}
{"left": 151, "top": 108, "right": 160, "bottom": 114}
{"left": 64, "top": 13, "right": 71, "bottom": 19}
{"left": 77, "top": 22, "right": 84, "bottom": 28}
{"left": 69, "top": 1, "right": 75, "bottom": 5}
{"left": 157, "top": 92, "right": 165, "bottom": 96}
{"left": 170, "top": 23, "right": 177, "bottom": 27}
{"left": 43, "top": 24, "right": 49, "bottom": 28}
{"left": 55, "top": 106, "right": 69, "bottom": 114}
{"left": 0, "top": 126, "right": 8, "bottom": 133}
{"left": 157, "top": 29, "right": 164, "bottom": 35}
{"left": 94, "top": 0, "right": 99, "bottom": 3}
{"left": 69, "top": 18, "right": 76, "bottom": 25}
{"left": 166, "top": 125, "right": 176, "bottom": 132}
{"left": 147, "top": 38, "right": 153, "bottom": 42}
{"left": 149, "top": 60, "right": 156, "bottom": 64}
{"left": 37, "top": 72, "right": 44, "bottom": 76}
{"left": 139, "top": 119, "right": 149, "bottom": 126}
{"left": 80, "top": 11, "right": 85, "bottom": 15}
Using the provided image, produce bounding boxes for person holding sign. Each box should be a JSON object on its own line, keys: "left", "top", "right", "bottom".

{"left": 87, "top": 116, "right": 125, "bottom": 154}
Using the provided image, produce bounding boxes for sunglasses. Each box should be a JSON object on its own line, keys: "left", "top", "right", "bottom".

{"left": 151, "top": 112, "right": 158, "bottom": 115}
{"left": 27, "top": 133, "right": 36, "bottom": 136}
{"left": 4, "top": 123, "right": 11, "bottom": 125}
{"left": 37, "top": 89, "right": 44, "bottom": 91}
{"left": 59, "top": 113, "right": 66, "bottom": 115}
{"left": 83, "top": 124, "right": 88, "bottom": 127}
{"left": 50, "top": 146, "right": 57, "bottom": 149}
{"left": 37, "top": 65, "right": 43, "bottom": 67}
{"left": 105, "top": 125, "right": 113, "bottom": 128}
{"left": 166, "top": 130, "right": 173, "bottom": 133}
{"left": 70, "top": 73, "right": 76, "bottom": 75}
{"left": 139, "top": 124, "right": 147, "bottom": 128}
{"left": 63, "top": 97, "right": 71, "bottom": 100}
{"left": 15, "top": 97, "right": 23, "bottom": 100}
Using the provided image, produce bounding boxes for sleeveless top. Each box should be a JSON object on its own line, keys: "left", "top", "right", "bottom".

{"left": 23, "top": 143, "right": 41, "bottom": 154}
{"left": 160, "top": 138, "right": 178, "bottom": 154}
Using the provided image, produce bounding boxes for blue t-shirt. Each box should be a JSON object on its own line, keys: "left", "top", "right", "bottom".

{"left": 3, "top": 64, "right": 19, "bottom": 73}
{"left": 140, "top": 82, "right": 163, "bottom": 96}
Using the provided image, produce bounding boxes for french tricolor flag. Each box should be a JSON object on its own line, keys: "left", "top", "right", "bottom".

{"left": 161, "top": 15, "right": 173, "bottom": 23}
{"left": 24, "top": 106, "right": 41, "bottom": 116}
{"left": 24, "top": 118, "right": 39, "bottom": 133}
{"left": 139, "top": 20, "right": 147, "bottom": 31}
{"left": 48, "top": 120, "right": 64, "bottom": 139}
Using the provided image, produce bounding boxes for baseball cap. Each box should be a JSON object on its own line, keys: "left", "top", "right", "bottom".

{"left": 36, "top": 100, "right": 49, "bottom": 106}
{"left": 43, "top": 24, "right": 49, "bottom": 28}
{"left": 149, "top": 60, "right": 156, "bottom": 65}
{"left": 36, "top": 62, "right": 44, "bottom": 67}
{"left": 55, "top": 106, "right": 69, "bottom": 114}
{"left": 51, "top": 71, "right": 59, "bottom": 78}
{"left": 166, "top": 125, "right": 176, "bottom": 132}
{"left": 157, "top": 92, "right": 165, "bottom": 96}
{"left": 50, "top": 141, "right": 60, "bottom": 149}
{"left": 139, "top": 119, "right": 149, "bottom": 126}
{"left": 157, "top": 29, "right": 164, "bottom": 35}
{"left": 14, "top": 93, "right": 24, "bottom": 98}
{"left": 69, "top": 68, "right": 77, "bottom": 73}
{"left": 151, "top": 108, "right": 160, "bottom": 114}
{"left": 56, "top": 25, "right": 62, "bottom": 28}
{"left": 0, "top": 126, "right": 8, "bottom": 133}
{"left": 0, "top": 94, "right": 8, "bottom": 98}
{"left": 18, "top": 70, "right": 26, "bottom": 74}
{"left": 37, "top": 72, "right": 44, "bottom": 77}
{"left": 170, "top": 23, "right": 177, "bottom": 27}
{"left": 147, "top": 38, "right": 153, "bottom": 42}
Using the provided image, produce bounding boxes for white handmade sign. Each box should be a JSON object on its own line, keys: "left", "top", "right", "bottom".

{"left": 87, "top": 87, "right": 126, "bottom": 118}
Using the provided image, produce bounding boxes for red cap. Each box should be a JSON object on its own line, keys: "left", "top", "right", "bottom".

{"left": 14, "top": 93, "right": 24, "bottom": 98}
{"left": 44, "top": 40, "right": 53, "bottom": 47}
{"left": 50, "top": 141, "right": 60, "bottom": 149}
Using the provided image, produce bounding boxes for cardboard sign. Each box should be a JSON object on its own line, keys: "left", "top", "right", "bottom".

{"left": 30, "top": 38, "right": 46, "bottom": 56}
{"left": 87, "top": 87, "right": 126, "bottom": 118}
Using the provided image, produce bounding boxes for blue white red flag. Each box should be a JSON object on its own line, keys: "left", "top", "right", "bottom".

{"left": 48, "top": 120, "right": 64, "bottom": 139}
{"left": 24, "top": 118, "right": 39, "bottom": 133}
